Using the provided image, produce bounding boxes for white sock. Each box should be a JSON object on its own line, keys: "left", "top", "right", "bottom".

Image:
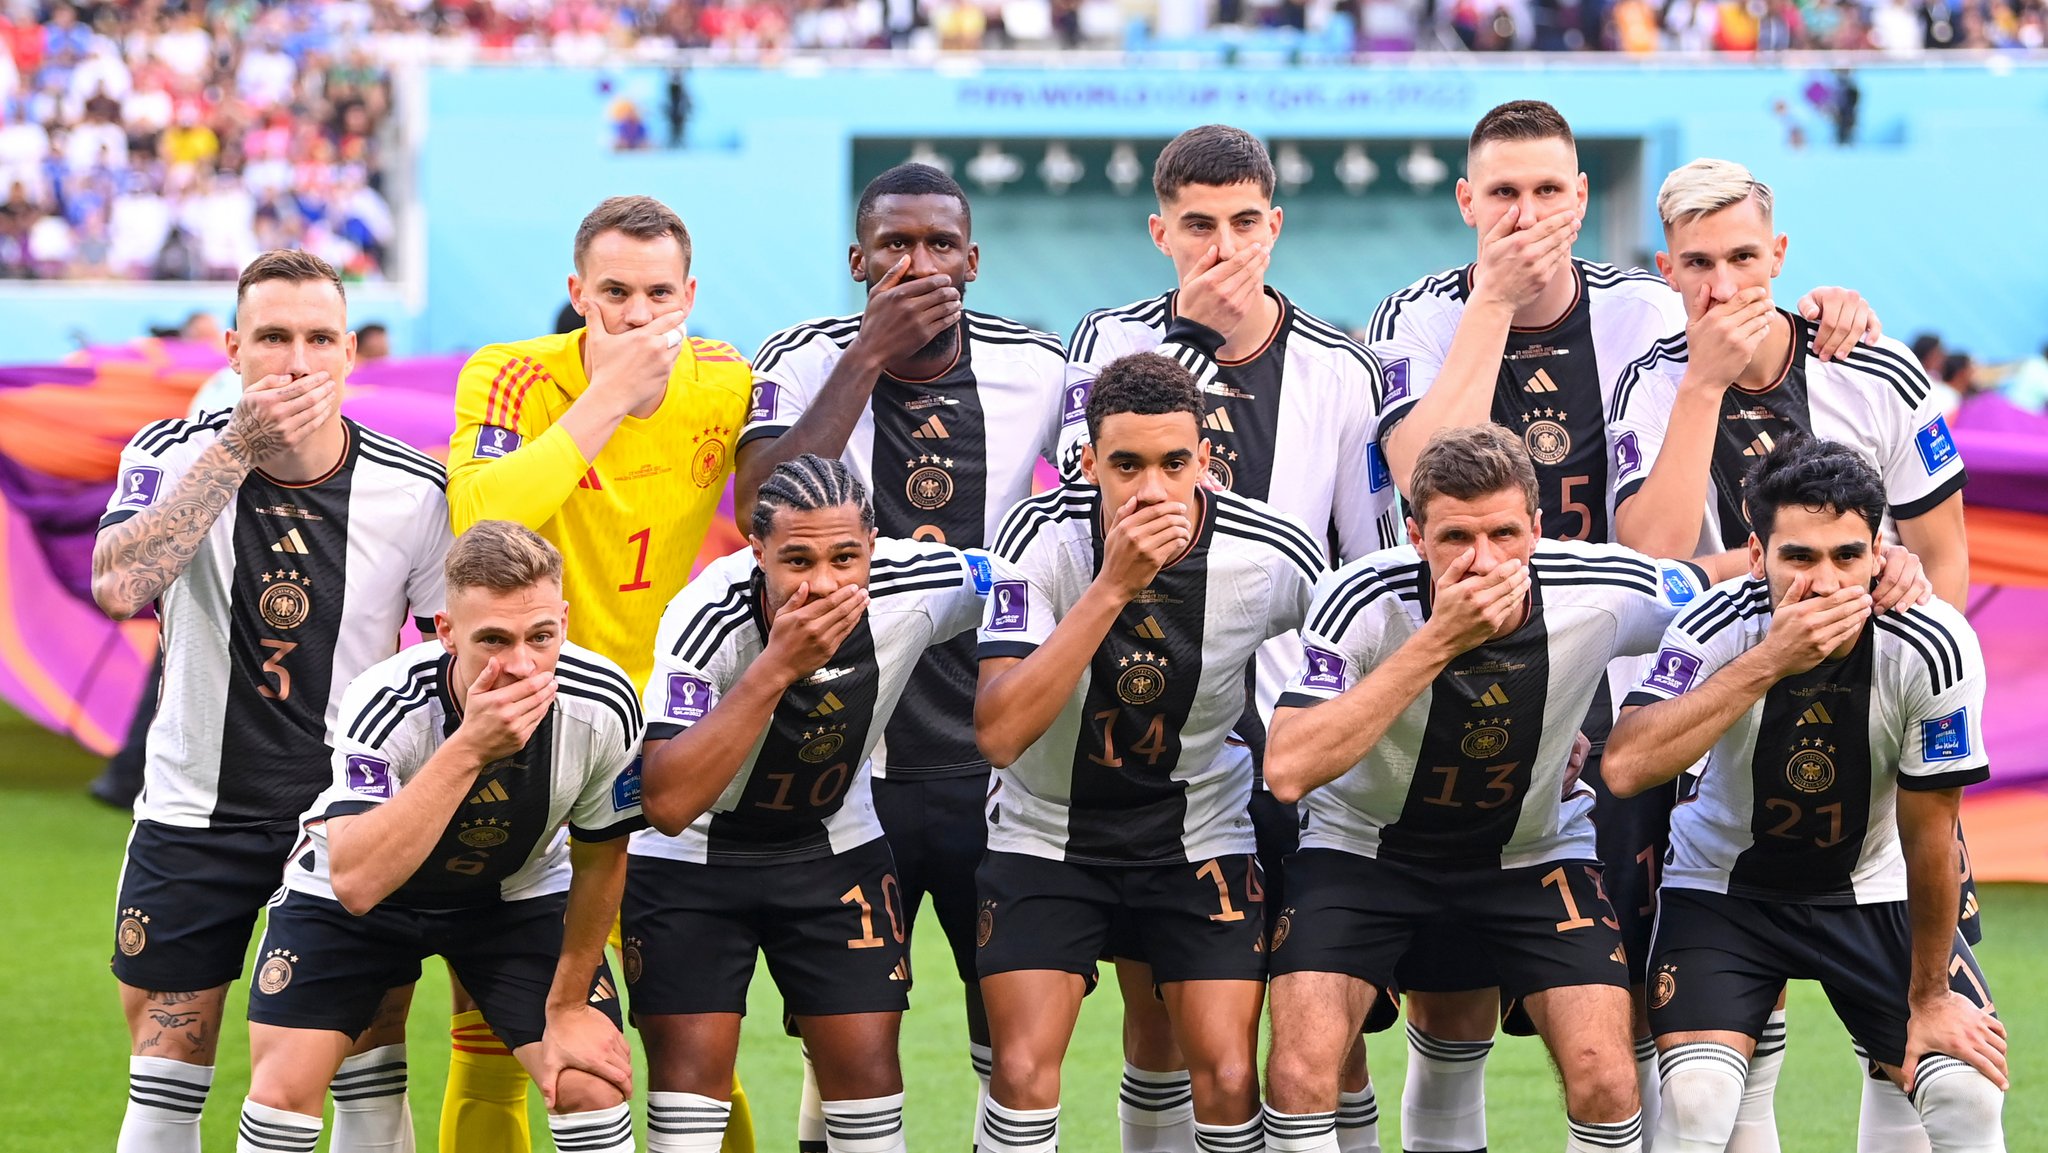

{"left": 1634, "top": 1036, "right": 1661, "bottom": 1145}
{"left": 119, "top": 1056, "right": 212, "bottom": 1152}
{"left": 1265, "top": 1104, "right": 1340, "bottom": 1153}
{"left": 824, "top": 1092, "right": 908, "bottom": 1153}
{"left": 330, "top": 1043, "right": 414, "bottom": 1152}
{"left": 547, "top": 1102, "right": 635, "bottom": 1153}
{"left": 1119, "top": 1064, "right": 1195, "bottom": 1152}
{"left": 1402, "top": 1026, "right": 1491, "bottom": 1152}
{"left": 1654, "top": 1041, "right": 1747, "bottom": 1153}
{"left": 1856, "top": 1045, "right": 1931, "bottom": 1153}
{"left": 1196, "top": 1114, "right": 1265, "bottom": 1153}
{"left": 800, "top": 1047, "right": 828, "bottom": 1152}
{"left": 1336, "top": 1084, "right": 1382, "bottom": 1153}
{"left": 646, "top": 1091, "right": 731, "bottom": 1152}
{"left": 980, "top": 1100, "right": 1059, "bottom": 1153}
{"left": 972, "top": 1042, "right": 995, "bottom": 1151}
{"left": 1567, "top": 1111, "right": 1643, "bottom": 1153}
{"left": 1909, "top": 1056, "right": 2006, "bottom": 1153}
{"left": 1728, "top": 1012, "right": 1785, "bottom": 1153}
{"left": 236, "top": 1099, "right": 322, "bottom": 1153}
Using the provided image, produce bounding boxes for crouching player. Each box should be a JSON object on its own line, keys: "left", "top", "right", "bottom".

{"left": 625, "top": 454, "right": 993, "bottom": 1152}
{"left": 1603, "top": 438, "right": 2007, "bottom": 1153}
{"left": 237, "top": 520, "right": 645, "bottom": 1153}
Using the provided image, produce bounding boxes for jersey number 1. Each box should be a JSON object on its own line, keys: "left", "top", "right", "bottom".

{"left": 619, "top": 528, "right": 654, "bottom": 592}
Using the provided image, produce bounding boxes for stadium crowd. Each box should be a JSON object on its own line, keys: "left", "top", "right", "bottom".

{"left": 1, "top": 0, "right": 2043, "bottom": 280}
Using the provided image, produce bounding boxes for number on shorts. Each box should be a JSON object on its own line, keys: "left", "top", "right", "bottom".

{"left": 841, "top": 884, "right": 887, "bottom": 950}
{"left": 1197, "top": 858, "right": 1245, "bottom": 923}
{"left": 1541, "top": 865, "right": 1597, "bottom": 932}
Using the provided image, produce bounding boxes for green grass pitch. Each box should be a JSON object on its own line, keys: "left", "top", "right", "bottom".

{"left": 2, "top": 705, "right": 2038, "bottom": 1150}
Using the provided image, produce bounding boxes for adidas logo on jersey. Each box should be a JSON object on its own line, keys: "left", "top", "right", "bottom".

{"left": 809, "top": 692, "right": 846, "bottom": 718}
{"left": 270, "top": 528, "right": 310, "bottom": 554}
{"left": 1744, "top": 432, "right": 1778, "bottom": 457}
{"left": 1131, "top": 616, "right": 1166, "bottom": 640}
{"left": 910, "top": 415, "right": 950, "bottom": 439}
{"left": 1203, "top": 407, "right": 1235, "bottom": 433}
{"left": 1523, "top": 369, "right": 1560, "bottom": 394}
{"left": 468, "top": 780, "right": 509, "bottom": 805}
{"left": 1798, "top": 703, "right": 1834, "bottom": 727}
{"left": 1474, "top": 683, "right": 1510, "bottom": 707}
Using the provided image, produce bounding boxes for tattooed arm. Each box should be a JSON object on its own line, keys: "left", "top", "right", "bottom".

{"left": 91, "top": 372, "right": 336, "bottom": 620}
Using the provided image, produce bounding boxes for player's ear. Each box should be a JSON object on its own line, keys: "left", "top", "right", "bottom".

{"left": 1771, "top": 233, "right": 1788, "bottom": 278}
{"left": 1576, "top": 171, "right": 1590, "bottom": 209}
{"left": 1079, "top": 442, "right": 1099, "bottom": 486}
{"left": 1748, "top": 532, "right": 1767, "bottom": 580}
{"left": 225, "top": 326, "right": 241, "bottom": 373}
{"left": 847, "top": 241, "right": 866, "bottom": 284}
{"left": 1405, "top": 514, "right": 1424, "bottom": 551}
{"left": 342, "top": 329, "right": 357, "bottom": 377}
{"left": 964, "top": 241, "right": 980, "bottom": 284}
{"left": 1148, "top": 213, "right": 1169, "bottom": 257}
{"left": 1654, "top": 250, "right": 1676, "bottom": 288}
{"left": 1455, "top": 177, "right": 1475, "bottom": 226}
{"left": 566, "top": 274, "right": 584, "bottom": 314}
{"left": 1195, "top": 436, "right": 1212, "bottom": 472}
{"left": 1266, "top": 203, "right": 1283, "bottom": 243}
{"left": 434, "top": 610, "right": 455, "bottom": 652}
{"left": 679, "top": 275, "right": 698, "bottom": 319}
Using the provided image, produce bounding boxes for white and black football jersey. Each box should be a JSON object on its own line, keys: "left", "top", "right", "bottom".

{"left": 1278, "top": 541, "right": 1707, "bottom": 869}
{"left": 284, "top": 640, "right": 644, "bottom": 906}
{"left": 978, "top": 485, "right": 1323, "bottom": 865}
{"left": 632, "top": 539, "right": 991, "bottom": 866}
{"left": 1624, "top": 579, "right": 1989, "bottom": 904}
{"left": 1370, "top": 260, "right": 1686, "bottom": 544}
{"left": 741, "top": 311, "right": 1066, "bottom": 781}
{"left": 99, "top": 416, "right": 451, "bottom": 830}
{"left": 1608, "top": 313, "right": 1968, "bottom": 552}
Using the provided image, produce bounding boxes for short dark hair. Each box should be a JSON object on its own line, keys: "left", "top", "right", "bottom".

{"left": 357, "top": 322, "right": 387, "bottom": 340}
{"left": 573, "top": 195, "right": 692, "bottom": 272}
{"left": 1085, "top": 352, "right": 1202, "bottom": 442}
{"left": 1408, "top": 425, "right": 1540, "bottom": 525}
{"left": 1745, "top": 437, "right": 1886, "bottom": 544}
{"left": 1468, "top": 100, "right": 1576, "bottom": 156}
{"left": 1152, "top": 125, "right": 1275, "bottom": 202}
{"left": 751, "top": 453, "right": 875, "bottom": 540}
{"left": 855, "top": 163, "right": 971, "bottom": 240}
{"left": 236, "top": 249, "right": 345, "bottom": 307}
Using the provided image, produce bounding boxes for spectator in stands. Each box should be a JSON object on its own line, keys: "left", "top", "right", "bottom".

{"left": 357, "top": 320, "right": 391, "bottom": 360}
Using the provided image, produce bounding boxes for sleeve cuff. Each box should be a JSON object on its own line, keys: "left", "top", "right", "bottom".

{"left": 571, "top": 815, "right": 648, "bottom": 842}
{"left": 1274, "top": 691, "right": 1334, "bottom": 710}
{"left": 1888, "top": 468, "right": 1968, "bottom": 523}
{"left": 1897, "top": 765, "right": 1990, "bottom": 792}
{"left": 320, "top": 799, "right": 381, "bottom": 821}
{"left": 737, "top": 423, "right": 790, "bottom": 451}
{"left": 1375, "top": 402, "right": 1417, "bottom": 442}
{"left": 644, "top": 721, "right": 687, "bottom": 742}
{"left": 1619, "top": 690, "right": 1669, "bottom": 709}
{"left": 1615, "top": 477, "right": 1647, "bottom": 506}
{"left": 978, "top": 640, "right": 1041, "bottom": 660}
{"left": 1162, "top": 315, "right": 1227, "bottom": 357}
{"left": 99, "top": 509, "right": 140, "bottom": 531}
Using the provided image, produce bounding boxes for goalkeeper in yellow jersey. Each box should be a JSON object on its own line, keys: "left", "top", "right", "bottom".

{"left": 443, "top": 195, "right": 755, "bottom": 1152}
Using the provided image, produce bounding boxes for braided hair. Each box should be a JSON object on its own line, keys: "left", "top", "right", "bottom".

{"left": 751, "top": 453, "right": 875, "bottom": 539}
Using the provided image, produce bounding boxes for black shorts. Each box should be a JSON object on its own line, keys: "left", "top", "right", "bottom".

{"left": 1584, "top": 680, "right": 1673, "bottom": 987}
{"left": 1248, "top": 788, "right": 1299, "bottom": 939}
{"left": 1269, "top": 849, "right": 1630, "bottom": 1001}
{"left": 873, "top": 771, "right": 988, "bottom": 987}
{"left": 976, "top": 851, "right": 1267, "bottom": 987}
{"left": 246, "top": 889, "right": 621, "bottom": 1049}
{"left": 621, "top": 838, "right": 909, "bottom": 1018}
{"left": 112, "top": 820, "right": 298, "bottom": 991}
{"left": 1647, "top": 888, "right": 1995, "bottom": 1068}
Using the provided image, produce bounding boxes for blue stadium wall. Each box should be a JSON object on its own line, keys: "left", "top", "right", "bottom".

{"left": 3, "top": 61, "right": 2043, "bottom": 362}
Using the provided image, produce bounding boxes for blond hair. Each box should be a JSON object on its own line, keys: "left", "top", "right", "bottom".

{"left": 1409, "top": 425, "right": 1539, "bottom": 525}
{"left": 1657, "top": 158, "right": 1774, "bottom": 231}
{"left": 445, "top": 521, "right": 563, "bottom": 594}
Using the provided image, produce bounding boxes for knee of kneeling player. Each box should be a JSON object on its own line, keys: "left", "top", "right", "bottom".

{"left": 1560, "top": 1054, "right": 1641, "bottom": 1121}
{"left": 990, "top": 1048, "right": 1064, "bottom": 1108}
{"left": 1916, "top": 1065, "right": 2005, "bottom": 1141}
{"left": 549, "top": 1067, "right": 627, "bottom": 1115}
{"left": 1659, "top": 1063, "right": 1743, "bottom": 1141}
{"left": 246, "top": 1064, "right": 329, "bottom": 1118}
{"left": 1187, "top": 1054, "right": 1259, "bottom": 1106}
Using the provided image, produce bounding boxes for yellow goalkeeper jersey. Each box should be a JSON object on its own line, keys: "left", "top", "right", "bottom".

{"left": 447, "top": 329, "right": 750, "bottom": 689}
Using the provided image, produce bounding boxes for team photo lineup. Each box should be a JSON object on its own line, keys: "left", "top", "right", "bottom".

{"left": 90, "top": 97, "right": 2012, "bottom": 1153}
